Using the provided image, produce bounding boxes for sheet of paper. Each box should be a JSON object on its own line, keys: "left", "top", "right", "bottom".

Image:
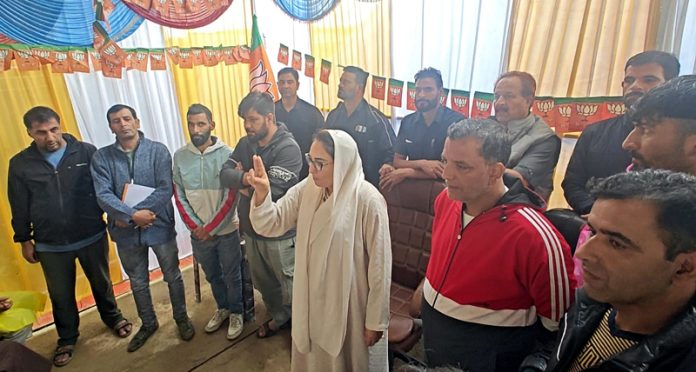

{"left": 122, "top": 183, "right": 155, "bottom": 207}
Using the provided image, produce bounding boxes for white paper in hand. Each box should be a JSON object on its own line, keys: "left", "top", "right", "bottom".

{"left": 122, "top": 183, "right": 155, "bottom": 208}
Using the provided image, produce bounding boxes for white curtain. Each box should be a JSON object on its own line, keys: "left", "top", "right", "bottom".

{"left": 390, "top": 0, "right": 512, "bottom": 129}
{"left": 64, "top": 20, "right": 190, "bottom": 272}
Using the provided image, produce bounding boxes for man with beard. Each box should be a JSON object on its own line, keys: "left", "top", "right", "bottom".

{"left": 493, "top": 71, "right": 560, "bottom": 201}
{"left": 326, "top": 66, "right": 396, "bottom": 187}
{"left": 622, "top": 74, "right": 696, "bottom": 175}
{"left": 379, "top": 67, "right": 464, "bottom": 192}
{"left": 220, "top": 92, "right": 302, "bottom": 338}
{"left": 173, "top": 104, "right": 244, "bottom": 340}
{"left": 275, "top": 67, "right": 325, "bottom": 180}
{"left": 91, "top": 104, "right": 194, "bottom": 352}
{"left": 562, "top": 51, "right": 680, "bottom": 214}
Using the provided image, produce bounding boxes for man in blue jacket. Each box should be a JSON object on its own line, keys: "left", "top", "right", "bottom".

{"left": 91, "top": 104, "right": 194, "bottom": 352}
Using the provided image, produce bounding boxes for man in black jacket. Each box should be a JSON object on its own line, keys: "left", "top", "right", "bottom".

{"left": 220, "top": 92, "right": 302, "bottom": 338}
{"left": 7, "top": 107, "right": 130, "bottom": 367}
{"left": 545, "top": 170, "right": 696, "bottom": 371}
{"left": 562, "top": 51, "right": 680, "bottom": 215}
{"left": 326, "top": 66, "right": 396, "bottom": 187}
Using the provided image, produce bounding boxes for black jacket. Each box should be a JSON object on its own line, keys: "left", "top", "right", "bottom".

{"left": 562, "top": 115, "right": 633, "bottom": 214}
{"left": 544, "top": 290, "right": 696, "bottom": 372}
{"left": 221, "top": 123, "right": 302, "bottom": 240}
{"left": 326, "top": 99, "right": 396, "bottom": 187}
{"left": 8, "top": 134, "right": 105, "bottom": 244}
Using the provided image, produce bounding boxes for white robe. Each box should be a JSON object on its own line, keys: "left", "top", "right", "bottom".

{"left": 250, "top": 130, "right": 391, "bottom": 372}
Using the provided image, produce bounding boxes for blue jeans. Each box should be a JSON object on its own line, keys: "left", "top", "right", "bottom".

{"left": 192, "top": 231, "right": 243, "bottom": 313}
{"left": 117, "top": 238, "right": 188, "bottom": 328}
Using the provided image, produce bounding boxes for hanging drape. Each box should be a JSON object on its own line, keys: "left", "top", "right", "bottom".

{"left": 0, "top": 65, "right": 123, "bottom": 317}
{"left": 273, "top": 0, "right": 338, "bottom": 21}
{"left": 507, "top": 0, "right": 656, "bottom": 97}
{"left": 308, "top": 0, "right": 391, "bottom": 113}
{"left": 0, "top": 0, "right": 143, "bottom": 46}
{"left": 390, "top": 0, "right": 512, "bottom": 120}
{"left": 123, "top": 0, "right": 234, "bottom": 29}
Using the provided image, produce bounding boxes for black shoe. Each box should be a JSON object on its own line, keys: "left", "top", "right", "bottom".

{"left": 127, "top": 324, "right": 159, "bottom": 352}
{"left": 176, "top": 317, "right": 195, "bottom": 341}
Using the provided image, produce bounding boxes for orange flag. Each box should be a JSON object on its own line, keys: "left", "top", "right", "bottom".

{"left": 248, "top": 15, "right": 278, "bottom": 100}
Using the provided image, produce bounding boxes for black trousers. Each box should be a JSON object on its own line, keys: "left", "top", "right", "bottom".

{"left": 36, "top": 234, "right": 124, "bottom": 346}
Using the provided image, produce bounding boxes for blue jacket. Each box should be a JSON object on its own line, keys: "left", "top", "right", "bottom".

{"left": 91, "top": 132, "right": 176, "bottom": 247}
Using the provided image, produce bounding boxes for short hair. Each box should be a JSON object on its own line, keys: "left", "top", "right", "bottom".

{"left": 23, "top": 106, "right": 60, "bottom": 130}
{"left": 589, "top": 169, "right": 696, "bottom": 261}
{"left": 447, "top": 119, "right": 511, "bottom": 164}
{"left": 278, "top": 67, "right": 299, "bottom": 82}
{"left": 343, "top": 66, "right": 369, "bottom": 89}
{"left": 238, "top": 91, "right": 275, "bottom": 118}
{"left": 495, "top": 71, "right": 537, "bottom": 97}
{"left": 186, "top": 103, "right": 213, "bottom": 122}
{"left": 628, "top": 75, "right": 696, "bottom": 135}
{"left": 313, "top": 130, "right": 335, "bottom": 158}
{"left": 625, "top": 51, "right": 680, "bottom": 81}
{"left": 414, "top": 67, "right": 443, "bottom": 89}
{"left": 106, "top": 104, "right": 138, "bottom": 124}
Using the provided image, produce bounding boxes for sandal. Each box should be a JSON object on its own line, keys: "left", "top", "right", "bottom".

{"left": 53, "top": 344, "right": 75, "bottom": 367}
{"left": 256, "top": 319, "right": 290, "bottom": 338}
{"left": 113, "top": 319, "right": 133, "bottom": 338}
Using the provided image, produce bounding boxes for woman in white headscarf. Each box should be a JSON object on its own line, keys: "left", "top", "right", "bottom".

{"left": 246, "top": 129, "right": 391, "bottom": 371}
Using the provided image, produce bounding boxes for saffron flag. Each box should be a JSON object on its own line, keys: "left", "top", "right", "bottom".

{"left": 249, "top": 15, "right": 278, "bottom": 100}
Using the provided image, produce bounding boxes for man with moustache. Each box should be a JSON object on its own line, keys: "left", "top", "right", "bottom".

{"left": 173, "top": 104, "right": 244, "bottom": 340}
{"left": 544, "top": 170, "right": 696, "bottom": 371}
{"left": 493, "top": 71, "right": 560, "bottom": 201}
{"left": 220, "top": 92, "right": 302, "bottom": 338}
{"left": 563, "top": 51, "right": 680, "bottom": 214}
{"left": 326, "top": 65, "right": 396, "bottom": 187}
{"left": 91, "top": 104, "right": 194, "bottom": 352}
{"left": 379, "top": 67, "right": 464, "bottom": 191}
{"left": 8, "top": 106, "right": 130, "bottom": 367}
{"left": 622, "top": 74, "right": 696, "bottom": 176}
{"left": 275, "top": 67, "right": 325, "bottom": 180}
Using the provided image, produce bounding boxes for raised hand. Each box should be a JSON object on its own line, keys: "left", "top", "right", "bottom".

{"left": 246, "top": 155, "right": 271, "bottom": 206}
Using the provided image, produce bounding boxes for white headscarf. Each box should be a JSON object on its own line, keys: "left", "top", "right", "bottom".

{"left": 292, "top": 129, "right": 364, "bottom": 356}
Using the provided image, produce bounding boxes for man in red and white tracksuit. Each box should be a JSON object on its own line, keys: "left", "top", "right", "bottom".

{"left": 421, "top": 119, "right": 576, "bottom": 372}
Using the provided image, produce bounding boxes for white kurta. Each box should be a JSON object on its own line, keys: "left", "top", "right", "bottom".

{"left": 250, "top": 178, "right": 392, "bottom": 372}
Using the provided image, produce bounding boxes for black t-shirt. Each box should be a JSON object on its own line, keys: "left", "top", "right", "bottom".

{"left": 395, "top": 106, "right": 464, "bottom": 161}
{"left": 275, "top": 98, "right": 325, "bottom": 180}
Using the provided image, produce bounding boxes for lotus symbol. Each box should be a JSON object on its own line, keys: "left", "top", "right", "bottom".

{"left": 390, "top": 87, "right": 400, "bottom": 95}
{"left": 17, "top": 51, "right": 30, "bottom": 58}
{"left": 55, "top": 52, "right": 67, "bottom": 62}
{"left": 73, "top": 53, "right": 85, "bottom": 62}
{"left": 104, "top": 45, "right": 116, "bottom": 55}
{"left": 454, "top": 97, "right": 467, "bottom": 108}
{"left": 536, "top": 100, "right": 554, "bottom": 113}
{"left": 180, "top": 51, "right": 190, "bottom": 59}
{"left": 607, "top": 103, "right": 626, "bottom": 115}
{"left": 92, "top": 52, "right": 101, "bottom": 59}
{"left": 35, "top": 50, "right": 49, "bottom": 59}
{"left": 281, "top": 50, "right": 288, "bottom": 57}
{"left": 137, "top": 53, "right": 147, "bottom": 61}
{"left": 0, "top": 50, "right": 7, "bottom": 58}
{"left": 476, "top": 100, "right": 490, "bottom": 111}
{"left": 408, "top": 90, "right": 415, "bottom": 99}
{"left": 321, "top": 67, "right": 329, "bottom": 74}
{"left": 250, "top": 60, "right": 274, "bottom": 99}
{"left": 576, "top": 104, "right": 598, "bottom": 117}
{"left": 558, "top": 105, "right": 572, "bottom": 118}
{"left": 152, "top": 54, "right": 163, "bottom": 61}
{"left": 192, "top": 50, "right": 201, "bottom": 58}
{"left": 375, "top": 80, "right": 384, "bottom": 88}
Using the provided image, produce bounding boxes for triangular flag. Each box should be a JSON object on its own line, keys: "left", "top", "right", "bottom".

{"left": 248, "top": 15, "right": 278, "bottom": 100}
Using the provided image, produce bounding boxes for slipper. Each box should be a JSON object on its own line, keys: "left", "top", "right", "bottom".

{"left": 113, "top": 319, "right": 133, "bottom": 338}
{"left": 256, "top": 319, "right": 291, "bottom": 338}
{"left": 53, "top": 344, "right": 75, "bottom": 367}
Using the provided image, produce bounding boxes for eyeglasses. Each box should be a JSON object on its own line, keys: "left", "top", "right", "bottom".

{"left": 305, "top": 153, "right": 333, "bottom": 172}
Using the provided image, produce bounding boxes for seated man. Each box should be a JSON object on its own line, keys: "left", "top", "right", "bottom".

{"left": 563, "top": 51, "right": 680, "bottom": 214}
{"left": 380, "top": 67, "right": 464, "bottom": 191}
{"left": 545, "top": 170, "right": 696, "bottom": 371}
{"left": 0, "top": 297, "right": 31, "bottom": 343}
{"left": 493, "top": 71, "right": 560, "bottom": 201}
{"left": 421, "top": 119, "right": 576, "bottom": 371}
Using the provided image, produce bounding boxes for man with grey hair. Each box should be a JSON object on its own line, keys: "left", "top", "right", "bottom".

{"left": 422, "top": 119, "right": 576, "bottom": 371}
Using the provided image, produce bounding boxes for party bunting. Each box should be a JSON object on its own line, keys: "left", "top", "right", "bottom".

{"left": 450, "top": 89, "right": 470, "bottom": 117}
{"left": 371, "top": 76, "right": 386, "bottom": 100}
{"left": 319, "top": 59, "right": 331, "bottom": 84}
{"left": 406, "top": 81, "right": 416, "bottom": 110}
{"left": 278, "top": 43, "right": 289, "bottom": 65}
{"left": 387, "top": 79, "right": 404, "bottom": 107}
{"left": 304, "top": 54, "right": 314, "bottom": 78}
{"left": 291, "top": 50, "right": 302, "bottom": 70}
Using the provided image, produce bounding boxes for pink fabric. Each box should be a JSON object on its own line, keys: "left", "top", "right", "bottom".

{"left": 573, "top": 224, "right": 592, "bottom": 287}
{"left": 123, "top": 1, "right": 233, "bottom": 29}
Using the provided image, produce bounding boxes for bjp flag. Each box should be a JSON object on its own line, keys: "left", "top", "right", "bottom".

{"left": 248, "top": 15, "right": 278, "bottom": 100}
